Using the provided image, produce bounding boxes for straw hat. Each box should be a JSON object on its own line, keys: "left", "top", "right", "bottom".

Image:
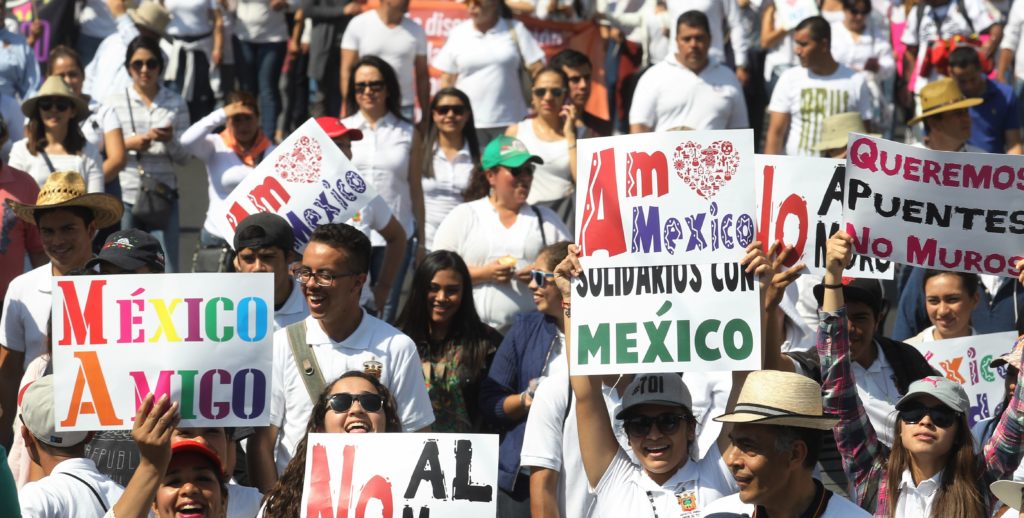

{"left": 127, "top": 1, "right": 171, "bottom": 37}
{"left": 6, "top": 171, "right": 123, "bottom": 228}
{"left": 714, "top": 370, "right": 838, "bottom": 430}
{"left": 21, "top": 75, "right": 89, "bottom": 123}
{"left": 908, "top": 77, "right": 983, "bottom": 126}
{"left": 991, "top": 480, "right": 1024, "bottom": 511}
{"left": 811, "top": 112, "right": 881, "bottom": 151}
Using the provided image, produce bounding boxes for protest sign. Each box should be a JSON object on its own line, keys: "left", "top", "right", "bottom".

{"left": 8, "top": 0, "right": 75, "bottom": 63}
{"left": 301, "top": 433, "right": 498, "bottom": 518}
{"left": 909, "top": 331, "right": 1018, "bottom": 428}
{"left": 571, "top": 131, "right": 762, "bottom": 375}
{"left": 215, "top": 118, "right": 378, "bottom": 253}
{"left": 755, "top": 154, "right": 893, "bottom": 279}
{"left": 51, "top": 273, "right": 274, "bottom": 431}
{"left": 843, "top": 134, "right": 1024, "bottom": 278}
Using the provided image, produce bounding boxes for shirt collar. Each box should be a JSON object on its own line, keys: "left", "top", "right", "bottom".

{"left": 899, "top": 468, "right": 943, "bottom": 495}
{"left": 348, "top": 111, "right": 397, "bottom": 130}
{"left": 433, "top": 142, "right": 473, "bottom": 161}
{"left": 304, "top": 309, "right": 372, "bottom": 349}
{"left": 51, "top": 457, "right": 101, "bottom": 475}
{"left": 641, "top": 456, "right": 700, "bottom": 492}
{"left": 473, "top": 17, "right": 510, "bottom": 36}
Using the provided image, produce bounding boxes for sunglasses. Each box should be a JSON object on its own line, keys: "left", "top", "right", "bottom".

{"left": 434, "top": 104, "right": 467, "bottom": 116}
{"left": 623, "top": 413, "right": 689, "bottom": 438}
{"left": 38, "top": 98, "right": 72, "bottom": 112}
{"left": 354, "top": 80, "right": 385, "bottom": 93}
{"left": 532, "top": 87, "right": 565, "bottom": 98}
{"left": 899, "top": 405, "right": 960, "bottom": 429}
{"left": 531, "top": 269, "right": 554, "bottom": 286}
{"left": 327, "top": 392, "right": 384, "bottom": 413}
{"left": 129, "top": 58, "right": 161, "bottom": 72}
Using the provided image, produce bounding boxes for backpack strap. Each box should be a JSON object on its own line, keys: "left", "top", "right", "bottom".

{"left": 61, "top": 472, "right": 109, "bottom": 512}
{"left": 286, "top": 321, "right": 326, "bottom": 403}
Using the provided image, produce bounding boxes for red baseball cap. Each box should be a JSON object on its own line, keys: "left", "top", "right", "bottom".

{"left": 171, "top": 438, "right": 226, "bottom": 479}
{"left": 316, "top": 117, "right": 363, "bottom": 141}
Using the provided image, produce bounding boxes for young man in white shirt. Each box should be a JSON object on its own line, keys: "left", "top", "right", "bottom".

{"left": 765, "top": 16, "right": 873, "bottom": 156}
{"left": 247, "top": 223, "right": 434, "bottom": 493}
{"left": 232, "top": 212, "right": 309, "bottom": 330}
{"left": 629, "top": 10, "right": 748, "bottom": 132}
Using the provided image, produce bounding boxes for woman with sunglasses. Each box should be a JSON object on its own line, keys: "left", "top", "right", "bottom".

{"left": 419, "top": 88, "right": 481, "bottom": 251}
{"left": 342, "top": 55, "right": 424, "bottom": 323}
{"left": 9, "top": 75, "right": 103, "bottom": 193}
{"left": 906, "top": 270, "right": 981, "bottom": 344}
{"left": 817, "top": 231, "right": 1024, "bottom": 518}
{"left": 105, "top": 35, "right": 191, "bottom": 273}
{"left": 829, "top": 0, "right": 894, "bottom": 131}
{"left": 259, "top": 371, "right": 402, "bottom": 516}
{"left": 433, "top": 136, "right": 571, "bottom": 333}
{"left": 180, "top": 90, "right": 274, "bottom": 250}
{"left": 396, "top": 250, "right": 502, "bottom": 433}
{"left": 505, "top": 66, "right": 578, "bottom": 230}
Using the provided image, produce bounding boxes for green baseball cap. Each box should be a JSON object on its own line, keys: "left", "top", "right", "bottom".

{"left": 481, "top": 135, "right": 544, "bottom": 170}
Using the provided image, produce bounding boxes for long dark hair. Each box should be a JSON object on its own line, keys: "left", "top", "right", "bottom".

{"left": 260, "top": 371, "right": 402, "bottom": 516}
{"left": 344, "top": 55, "right": 406, "bottom": 122}
{"left": 421, "top": 88, "right": 480, "bottom": 179}
{"left": 27, "top": 103, "right": 87, "bottom": 155}
{"left": 397, "top": 251, "right": 490, "bottom": 374}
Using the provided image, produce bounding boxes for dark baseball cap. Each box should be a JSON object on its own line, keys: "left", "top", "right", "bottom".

{"left": 87, "top": 229, "right": 166, "bottom": 272}
{"left": 812, "top": 277, "right": 885, "bottom": 315}
{"left": 233, "top": 212, "right": 294, "bottom": 252}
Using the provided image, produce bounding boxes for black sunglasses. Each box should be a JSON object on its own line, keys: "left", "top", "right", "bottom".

{"left": 327, "top": 392, "right": 384, "bottom": 413}
{"left": 354, "top": 80, "right": 385, "bottom": 93}
{"left": 532, "top": 87, "right": 565, "bottom": 98}
{"left": 434, "top": 104, "right": 467, "bottom": 116}
{"left": 899, "top": 405, "right": 959, "bottom": 429}
{"left": 38, "top": 98, "right": 72, "bottom": 112}
{"left": 129, "top": 58, "right": 161, "bottom": 72}
{"left": 623, "top": 413, "right": 689, "bottom": 438}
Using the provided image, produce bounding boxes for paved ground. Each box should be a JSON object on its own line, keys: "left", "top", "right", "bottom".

{"left": 176, "top": 158, "right": 208, "bottom": 271}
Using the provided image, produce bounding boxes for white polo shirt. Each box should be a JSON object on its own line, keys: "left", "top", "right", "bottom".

{"left": 703, "top": 488, "right": 871, "bottom": 517}
{"left": 341, "top": 11, "right": 428, "bottom": 109}
{"left": 423, "top": 143, "right": 474, "bottom": 250}
{"left": 895, "top": 468, "right": 942, "bottom": 517}
{"left": 767, "top": 65, "right": 872, "bottom": 156}
{"left": 273, "top": 280, "right": 309, "bottom": 330}
{"left": 19, "top": 458, "right": 124, "bottom": 517}
{"left": 0, "top": 263, "right": 52, "bottom": 369}
{"left": 629, "top": 55, "right": 748, "bottom": 131}
{"left": 269, "top": 312, "right": 435, "bottom": 474}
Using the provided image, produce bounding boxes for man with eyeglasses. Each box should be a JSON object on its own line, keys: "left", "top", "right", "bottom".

{"left": 628, "top": 10, "right": 747, "bottom": 133}
{"left": 231, "top": 212, "right": 308, "bottom": 329}
{"left": 248, "top": 223, "right": 433, "bottom": 493}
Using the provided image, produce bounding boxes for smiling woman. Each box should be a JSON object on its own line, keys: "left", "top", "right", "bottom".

{"left": 153, "top": 440, "right": 229, "bottom": 518}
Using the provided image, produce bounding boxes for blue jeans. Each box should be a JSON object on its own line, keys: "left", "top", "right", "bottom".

{"left": 234, "top": 38, "right": 286, "bottom": 136}
{"left": 369, "top": 237, "right": 415, "bottom": 323}
{"left": 122, "top": 201, "right": 180, "bottom": 273}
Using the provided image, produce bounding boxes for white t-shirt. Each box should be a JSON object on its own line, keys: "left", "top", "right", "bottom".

{"left": 513, "top": 118, "right": 573, "bottom": 205}
{"left": 829, "top": 21, "right": 896, "bottom": 79}
{"left": 341, "top": 11, "right": 428, "bottom": 109}
{"left": 166, "top": 0, "right": 217, "bottom": 37}
{"left": 702, "top": 489, "right": 871, "bottom": 517}
{"left": 0, "top": 263, "right": 52, "bottom": 369}
{"left": 432, "top": 198, "right": 571, "bottom": 332}
{"left": 768, "top": 65, "right": 872, "bottom": 156}
{"left": 630, "top": 55, "right": 748, "bottom": 131}
{"left": 269, "top": 313, "right": 435, "bottom": 473}
{"left": 81, "top": 101, "right": 121, "bottom": 158}
{"left": 227, "top": 483, "right": 264, "bottom": 518}
{"left": 8, "top": 140, "right": 104, "bottom": 193}
{"left": 273, "top": 280, "right": 309, "bottom": 330}
{"left": 432, "top": 18, "right": 546, "bottom": 129}
{"left": 593, "top": 446, "right": 736, "bottom": 518}
{"left": 234, "top": 0, "right": 289, "bottom": 43}
{"left": 19, "top": 458, "right": 124, "bottom": 517}
{"left": 422, "top": 143, "right": 473, "bottom": 250}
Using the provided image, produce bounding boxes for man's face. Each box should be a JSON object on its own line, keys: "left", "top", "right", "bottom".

{"left": 234, "top": 246, "right": 293, "bottom": 294}
{"left": 676, "top": 24, "right": 710, "bottom": 72}
{"left": 928, "top": 108, "right": 972, "bottom": 146}
{"left": 949, "top": 63, "right": 985, "bottom": 97}
{"left": 38, "top": 209, "right": 95, "bottom": 270}
{"left": 561, "top": 64, "right": 592, "bottom": 109}
{"left": 299, "top": 241, "right": 366, "bottom": 321}
{"left": 726, "top": 424, "right": 802, "bottom": 505}
{"left": 794, "top": 28, "right": 825, "bottom": 69}
{"left": 333, "top": 136, "right": 354, "bottom": 160}
{"left": 846, "top": 300, "right": 879, "bottom": 366}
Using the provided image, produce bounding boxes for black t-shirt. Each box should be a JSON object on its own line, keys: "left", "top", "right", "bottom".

{"left": 84, "top": 430, "right": 140, "bottom": 487}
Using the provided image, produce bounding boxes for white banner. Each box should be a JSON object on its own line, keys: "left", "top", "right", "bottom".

{"left": 301, "top": 433, "right": 498, "bottom": 518}
{"left": 844, "top": 134, "right": 1024, "bottom": 278}
{"left": 51, "top": 273, "right": 274, "bottom": 431}
{"left": 215, "top": 118, "right": 378, "bottom": 253}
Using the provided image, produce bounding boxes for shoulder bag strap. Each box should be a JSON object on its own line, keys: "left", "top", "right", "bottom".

{"left": 507, "top": 19, "right": 526, "bottom": 67}
{"left": 60, "top": 472, "right": 109, "bottom": 512}
{"left": 531, "top": 205, "right": 547, "bottom": 247}
{"left": 286, "top": 321, "right": 327, "bottom": 403}
{"left": 125, "top": 88, "right": 145, "bottom": 175}
{"left": 39, "top": 149, "right": 56, "bottom": 173}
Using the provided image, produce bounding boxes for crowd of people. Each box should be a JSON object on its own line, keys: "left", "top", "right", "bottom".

{"left": 2, "top": 0, "right": 1024, "bottom": 516}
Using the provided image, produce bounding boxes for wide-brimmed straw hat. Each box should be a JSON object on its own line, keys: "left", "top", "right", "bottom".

{"left": 812, "top": 112, "right": 881, "bottom": 151}
{"left": 21, "top": 75, "right": 89, "bottom": 123}
{"left": 127, "top": 1, "right": 171, "bottom": 37}
{"left": 908, "top": 77, "right": 983, "bottom": 126}
{"left": 714, "top": 370, "right": 838, "bottom": 430}
{"left": 6, "top": 171, "right": 123, "bottom": 228}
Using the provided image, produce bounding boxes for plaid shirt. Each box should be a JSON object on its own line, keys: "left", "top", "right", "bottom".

{"left": 817, "top": 308, "right": 1024, "bottom": 517}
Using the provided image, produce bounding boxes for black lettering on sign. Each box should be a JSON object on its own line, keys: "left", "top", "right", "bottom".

{"left": 453, "top": 440, "right": 493, "bottom": 502}
{"left": 403, "top": 506, "right": 430, "bottom": 518}
{"left": 405, "top": 441, "right": 447, "bottom": 499}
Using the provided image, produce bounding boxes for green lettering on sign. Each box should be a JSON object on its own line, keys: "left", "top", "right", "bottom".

{"left": 579, "top": 324, "right": 610, "bottom": 365}
{"left": 695, "top": 320, "right": 721, "bottom": 361}
{"left": 723, "top": 319, "right": 753, "bottom": 360}
{"left": 642, "top": 320, "right": 672, "bottom": 363}
{"left": 616, "top": 322, "right": 638, "bottom": 363}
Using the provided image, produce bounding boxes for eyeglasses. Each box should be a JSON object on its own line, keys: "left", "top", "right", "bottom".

{"left": 294, "top": 268, "right": 359, "bottom": 287}
{"left": 354, "top": 81, "right": 385, "bottom": 93}
{"left": 327, "top": 392, "right": 384, "bottom": 413}
{"left": 531, "top": 269, "right": 554, "bottom": 287}
{"left": 38, "top": 98, "right": 72, "bottom": 112}
{"left": 434, "top": 104, "right": 467, "bottom": 116}
{"left": 129, "top": 58, "right": 161, "bottom": 72}
{"left": 532, "top": 87, "right": 565, "bottom": 98}
{"left": 898, "top": 405, "right": 960, "bottom": 429}
{"left": 623, "top": 413, "right": 689, "bottom": 438}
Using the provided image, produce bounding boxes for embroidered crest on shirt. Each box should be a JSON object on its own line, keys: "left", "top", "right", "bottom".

{"left": 363, "top": 358, "right": 383, "bottom": 379}
{"left": 676, "top": 489, "right": 698, "bottom": 512}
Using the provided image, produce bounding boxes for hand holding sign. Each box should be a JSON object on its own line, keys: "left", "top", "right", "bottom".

{"left": 825, "top": 231, "right": 855, "bottom": 284}
{"left": 762, "top": 242, "right": 804, "bottom": 311}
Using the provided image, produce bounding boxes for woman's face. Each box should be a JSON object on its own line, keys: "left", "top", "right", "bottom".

{"left": 531, "top": 71, "right": 567, "bottom": 116}
{"left": 428, "top": 268, "right": 464, "bottom": 327}
{"left": 924, "top": 273, "right": 978, "bottom": 339}
{"left": 321, "top": 377, "right": 387, "bottom": 434}
{"left": 227, "top": 109, "right": 260, "bottom": 145}
{"left": 432, "top": 94, "right": 468, "bottom": 137}
{"left": 50, "top": 56, "right": 84, "bottom": 97}
{"left": 844, "top": 1, "right": 870, "bottom": 32}
{"left": 468, "top": 0, "right": 500, "bottom": 28}
{"left": 487, "top": 164, "right": 533, "bottom": 208}
{"left": 153, "top": 454, "right": 225, "bottom": 518}
{"left": 37, "top": 96, "right": 74, "bottom": 130}
{"left": 354, "top": 65, "right": 387, "bottom": 116}
{"left": 898, "top": 394, "right": 960, "bottom": 460}
{"left": 530, "top": 253, "right": 563, "bottom": 317}
{"left": 128, "top": 48, "right": 162, "bottom": 90}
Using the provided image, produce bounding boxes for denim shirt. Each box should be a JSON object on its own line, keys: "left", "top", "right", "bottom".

{"left": 0, "top": 28, "right": 39, "bottom": 99}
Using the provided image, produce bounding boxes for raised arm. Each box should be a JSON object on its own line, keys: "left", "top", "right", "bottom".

{"left": 982, "top": 261, "right": 1024, "bottom": 480}
{"left": 761, "top": 242, "right": 801, "bottom": 373}
{"left": 108, "top": 394, "right": 180, "bottom": 518}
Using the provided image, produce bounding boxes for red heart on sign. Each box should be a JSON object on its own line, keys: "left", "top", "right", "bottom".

{"left": 672, "top": 140, "right": 740, "bottom": 200}
{"left": 276, "top": 136, "right": 323, "bottom": 183}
